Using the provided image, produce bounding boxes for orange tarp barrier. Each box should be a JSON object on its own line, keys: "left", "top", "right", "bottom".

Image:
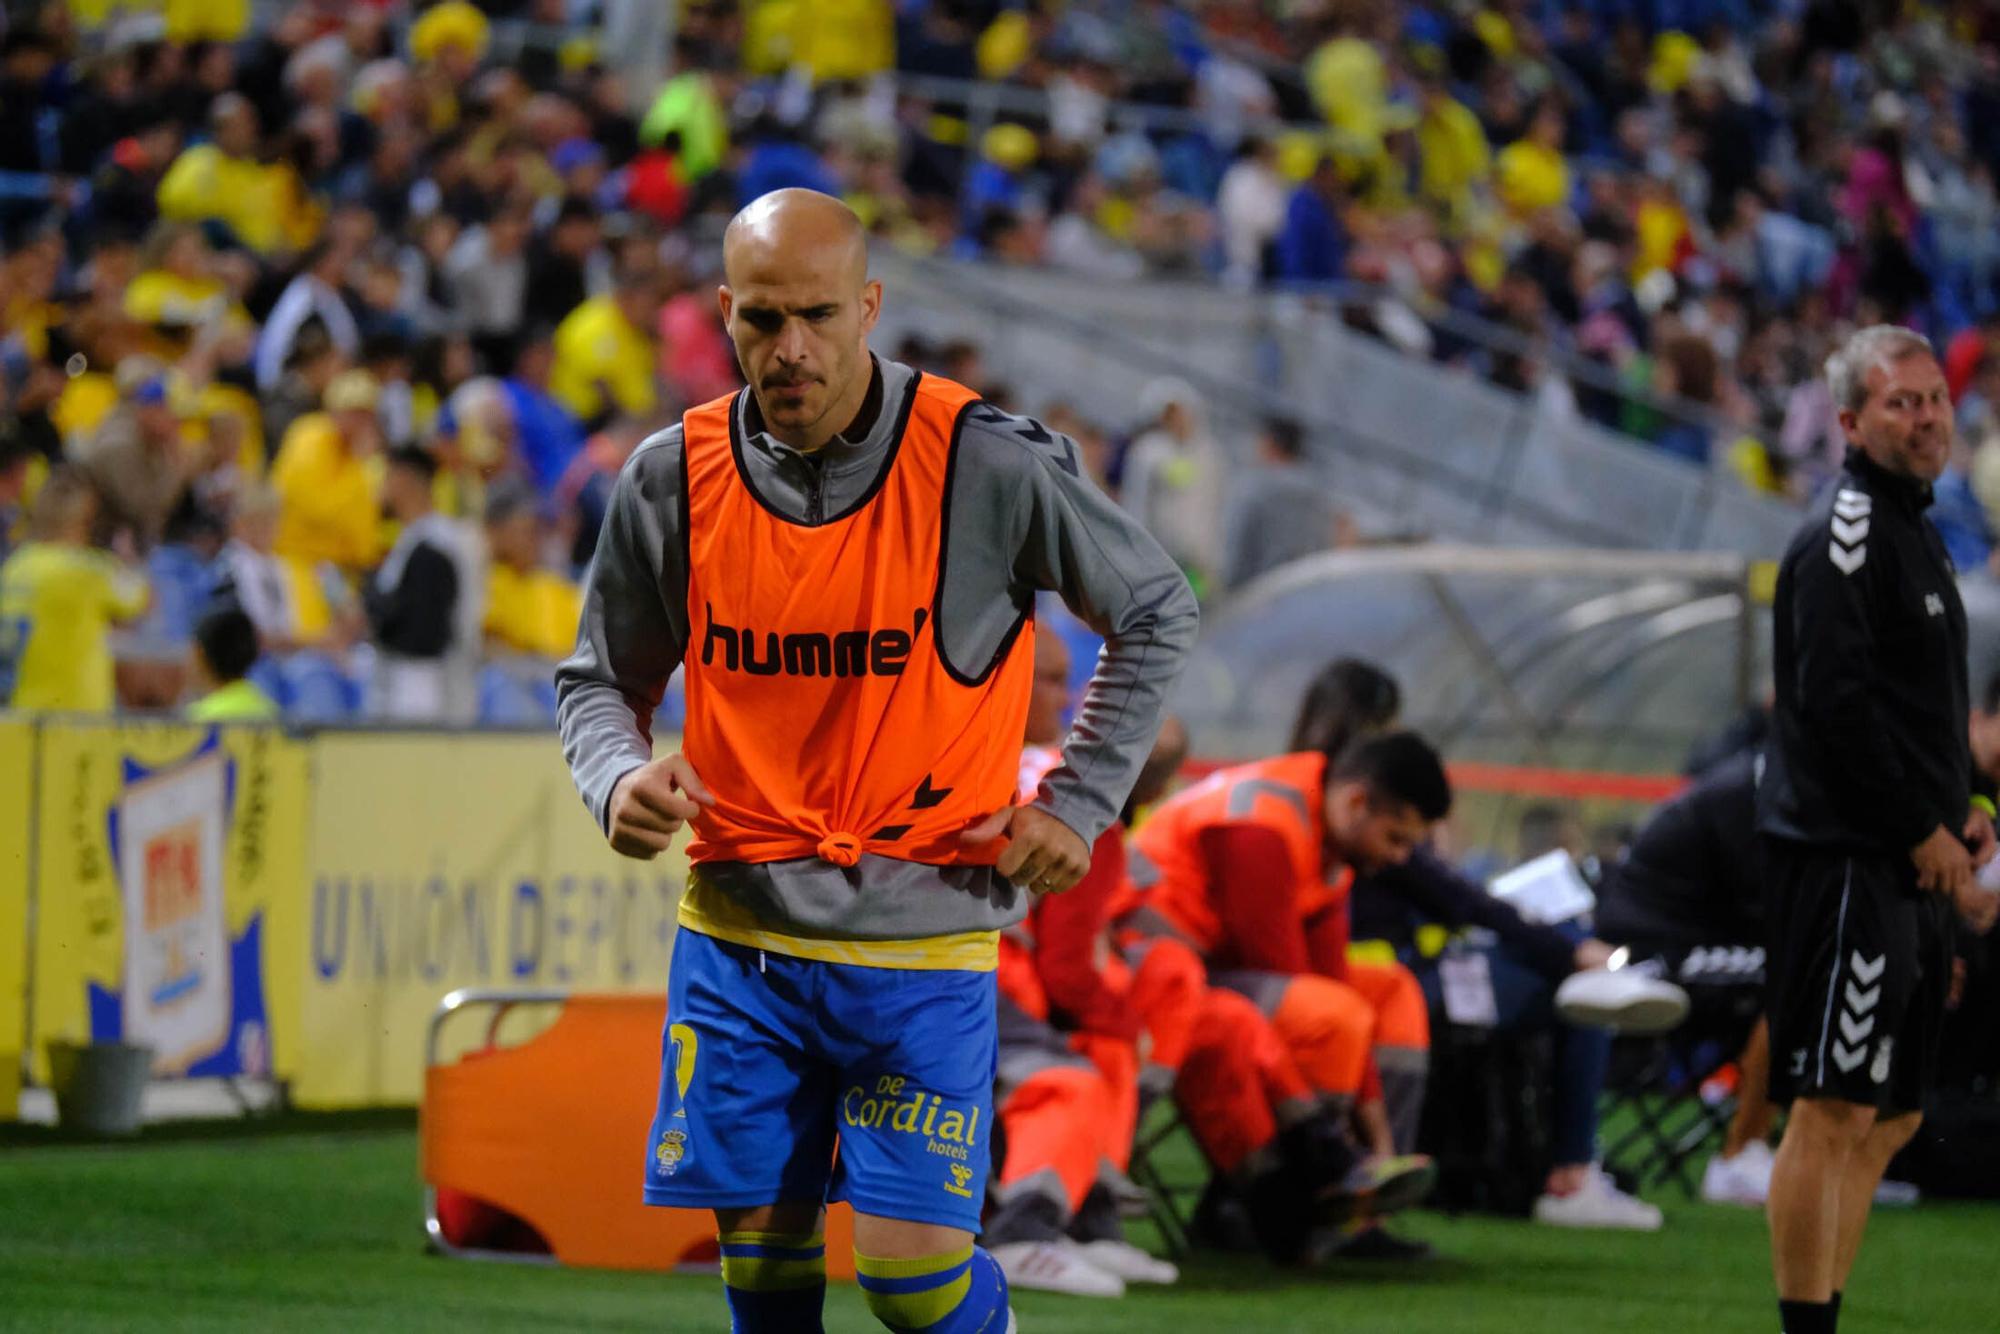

{"left": 421, "top": 993, "right": 856, "bottom": 1275}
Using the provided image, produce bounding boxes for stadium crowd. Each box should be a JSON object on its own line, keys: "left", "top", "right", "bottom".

{"left": 12, "top": 0, "right": 2000, "bottom": 720}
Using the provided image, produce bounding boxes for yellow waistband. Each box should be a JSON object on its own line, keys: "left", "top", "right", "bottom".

{"left": 676, "top": 879, "right": 1000, "bottom": 972}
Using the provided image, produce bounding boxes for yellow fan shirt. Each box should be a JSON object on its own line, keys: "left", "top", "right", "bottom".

{"left": 0, "top": 542, "right": 149, "bottom": 712}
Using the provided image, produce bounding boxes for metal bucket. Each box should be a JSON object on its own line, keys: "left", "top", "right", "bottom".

{"left": 45, "top": 1041, "right": 153, "bottom": 1137}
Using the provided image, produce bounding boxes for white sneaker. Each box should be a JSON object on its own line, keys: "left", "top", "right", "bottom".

{"left": 989, "top": 1240, "right": 1125, "bottom": 1298}
{"left": 1532, "top": 1167, "right": 1665, "bottom": 1231}
{"left": 1073, "top": 1238, "right": 1178, "bottom": 1285}
{"left": 1554, "top": 968, "right": 1690, "bottom": 1034}
{"left": 1700, "top": 1141, "right": 1774, "bottom": 1207}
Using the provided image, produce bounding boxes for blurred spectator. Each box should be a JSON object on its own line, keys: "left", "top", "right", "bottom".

{"left": 395, "top": 211, "right": 461, "bottom": 337}
{"left": 524, "top": 196, "right": 609, "bottom": 331}
{"left": 0, "top": 468, "right": 149, "bottom": 712}
{"left": 1215, "top": 138, "right": 1286, "bottom": 289}
{"left": 550, "top": 253, "right": 661, "bottom": 426}
{"left": 73, "top": 357, "right": 193, "bottom": 550}
{"left": 89, "top": 112, "right": 184, "bottom": 239}
{"left": 499, "top": 332, "right": 587, "bottom": 496}
{"left": 214, "top": 482, "right": 304, "bottom": 649}
{"left": 638, "top": 33, "right": 729, "bottom": 182}
{"left": 254, "top": 237, "right": 361, "bottom": 392}
{"left": 1955, "top": 356, "right": 2000, "bottom": 443}
{"left": 1496, "top": 101, "right": 1572, "bottom": 219}
{"left": 1414, "top": 66, "right": 1491, "bottom": 233}
{"left": 445, "top": 197, "right": 534, "bottom": 364}
{"left": 123, "top": 223, "right": 251, "bottom": 340}
{"left": 1222, "top": 417, "right": 1342, "bottom": 591}
{"left": 1046, "top": 173, "right": 1144, "bottom": 281}
{"left": 657, "top": 261, "right": 739, "bottom": 408}
{"left": 0, "top": 30, "right": 69, "bottom": 225}
{"left": 271, "top": 369, "right": 384, "bottom": 573}
{"left": 184, "top": 605, "right": 279, "bottom": 722}
{"left": 556, "top": 416, "right": 646, "bottom": 569}
{"left": 352, "top": 250, "right": 413, "bottom": 347}
{"left": 1275, "top": 153, "right": 1348, "bottom": 284}
{"left": 743, "top": 0, "right": 893, "bottom": 84}
{"left": 1305, "top": 13, "right": 1389, "bottom": 146}
{"left": 360, "top": 331, "right": 418, "bottom": 447}
{"left": 1932, "top": 431, "right": 1997, "bottom": 575}
{"left": 1652, "top": 335, "right": 1721, "bottom": 465}
{"left": 1944, "top": 311, "right": 2000, "bottom": 403}
{"left": 261, "top": 320, "right": 346, "bottom": 451}
{"left": 482, "top": 483, "right": 581, "bottom": 659}
{"left": 962, "top": 124, "right": 1037, "bottom": 234}
{"left": 155, "top": 93, "right": 292, "bottom": 255}
{"left": 365, "top": 444, "right": 466, "bottom": 719}
{"left": 1120, "top": 377, "right": 1224, "bottom": 592}
{"left": 624, "top": 139, "right": 690, "bottom": 228}
{"left": 737, "top": 119, "right": 841, "bottom": 208}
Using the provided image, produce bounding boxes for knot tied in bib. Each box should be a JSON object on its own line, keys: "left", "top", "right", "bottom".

{"left": 817, "top": 832, "right": 863, "bottom": 867}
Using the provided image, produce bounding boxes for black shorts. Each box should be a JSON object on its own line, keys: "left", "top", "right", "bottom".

{"left": 1763, "top": 838, "right": 1952, "bottom": 1115}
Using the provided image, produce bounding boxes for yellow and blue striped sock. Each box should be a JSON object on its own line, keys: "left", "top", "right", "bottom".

{"left": 718, "top": 1229, "right": 826, "bottom": 1333}
{"left": 854, "top": 1244, "right": 1009, "bottom": 1333}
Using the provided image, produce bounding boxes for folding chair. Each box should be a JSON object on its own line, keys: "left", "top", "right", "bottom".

{"left": 1124, "top": 1095, "right": 1204, "bottom": 1260}
{"left": 1599, "top": 948, "right": 1764, "bottom": 1198}
{"left": 421, "top": 987, "right": 859, "bottom": 1273}
{"left": 1417, "top": 1021, "right": 1554, "bottom": 1216}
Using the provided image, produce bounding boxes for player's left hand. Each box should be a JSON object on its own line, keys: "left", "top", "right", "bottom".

{"left": 961, "top": 805, "right": 1090, "bottom": 895}
{"left": 1964, "top": 807, "right": 1997, "bottom": 870}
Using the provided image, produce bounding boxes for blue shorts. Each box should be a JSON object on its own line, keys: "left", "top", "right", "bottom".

{"left": 644, "top": 927, "right": 998, "bottom": 1231}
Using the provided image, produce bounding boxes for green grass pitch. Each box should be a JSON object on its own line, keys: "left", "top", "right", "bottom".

{"left": 0, "top": 1111, "right": 1989, "bottom": 1333}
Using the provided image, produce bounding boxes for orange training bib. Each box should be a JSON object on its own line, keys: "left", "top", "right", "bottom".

{"left": 679, "top": 374, "right": 1035, "bottom": 869}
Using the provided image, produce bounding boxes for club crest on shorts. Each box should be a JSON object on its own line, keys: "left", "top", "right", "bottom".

{"left": 656, "top": 1127, "right": 688, "bottom": 1174}
{"left": 1871, "top": 1037, "right": 1894, "bottom": 1085}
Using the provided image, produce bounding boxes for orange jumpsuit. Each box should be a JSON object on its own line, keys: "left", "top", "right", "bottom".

{"left": 1119, "top": 752, "right": 1431, "bottom": 1152}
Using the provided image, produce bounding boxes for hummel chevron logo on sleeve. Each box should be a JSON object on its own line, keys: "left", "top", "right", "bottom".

{"left": 1828, "top": 488, "right": 1872, "bottom": 575}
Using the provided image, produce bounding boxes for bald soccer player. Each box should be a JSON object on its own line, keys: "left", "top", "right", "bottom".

{"left": 556, "top": 190, "right": 1198, "bottom": 1333}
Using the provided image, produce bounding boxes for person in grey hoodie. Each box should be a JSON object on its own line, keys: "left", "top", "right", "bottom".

{"left": 555, "top": 188, "right": 1197, "bottom": 1332}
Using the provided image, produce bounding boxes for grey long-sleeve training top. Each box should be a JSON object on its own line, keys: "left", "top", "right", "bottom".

{"left": 555, "top": 355, "right": 1201, "bottom": 942}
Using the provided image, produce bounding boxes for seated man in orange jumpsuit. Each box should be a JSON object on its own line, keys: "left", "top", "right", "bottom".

{"left": 1122, "top": 732, "right": 1450, "bottom": 1180}
{"left": 994, "top": 636, "right": 1415, "bottom": 1272}
{"left": 1018, "top": 633, "right": 1201, "bottom": 1105}
{"left": 983, "top": 633, "right": 1183, "bottom": 1296}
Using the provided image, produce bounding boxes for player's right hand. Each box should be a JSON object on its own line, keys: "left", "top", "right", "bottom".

{"left": 608, "top": 753, "right": 716, "bottom": 860}
{"left": 1912, "top": 823, "right": 1974, "bottom": 899}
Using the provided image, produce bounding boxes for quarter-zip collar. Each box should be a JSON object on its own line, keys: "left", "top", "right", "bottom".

{"left": 1843, "top": 445, "right": 1935, "bottom": 515}
{"left": 730, "top": 356, "right": 917, "bottom": 527}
